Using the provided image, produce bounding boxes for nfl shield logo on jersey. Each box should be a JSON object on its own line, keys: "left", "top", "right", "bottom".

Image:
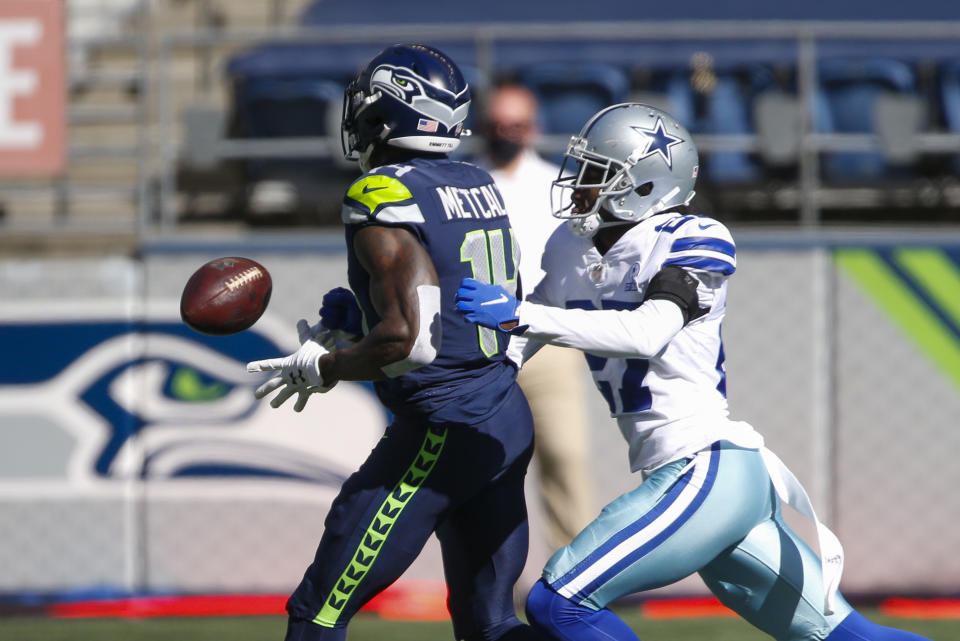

{"left": 588, "top": 261, "right": 607, "bottom": 284}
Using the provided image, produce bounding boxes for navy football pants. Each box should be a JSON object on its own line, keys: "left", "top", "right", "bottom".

{"left": 285, "top": 383, "right": 537, "bottom": 641}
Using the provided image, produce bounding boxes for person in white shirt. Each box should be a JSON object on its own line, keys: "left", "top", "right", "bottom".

{"left": 476, "top": 83, "right": 594, "bottom": 552}
{"left": 456, "top": 103, "right": 932, "bottom": 641}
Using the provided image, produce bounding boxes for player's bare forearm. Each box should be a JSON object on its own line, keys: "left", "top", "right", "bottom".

{"left": 319, "top": 225, "right": 438, "bottom": 384}
{"left": 320, "top": 318, "right": 416, "bottom": 382}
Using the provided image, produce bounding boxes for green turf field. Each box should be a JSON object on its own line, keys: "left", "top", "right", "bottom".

{"left": 0, "top": 608, "right": 955, "bottom": 641}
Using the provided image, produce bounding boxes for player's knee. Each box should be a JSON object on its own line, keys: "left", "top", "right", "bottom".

{"left": 526, "top": 579, "right": 642, "bottom": 641}
{"left": 525, "top": 579, "right": 559, "bottom": 629}
{"left": 525, "top": 579, "right": 587, "bottom": 636}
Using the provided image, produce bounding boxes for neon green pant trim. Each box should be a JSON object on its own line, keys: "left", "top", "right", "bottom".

{"left": 313, "top": 425, "right": 447, "bottom": 627}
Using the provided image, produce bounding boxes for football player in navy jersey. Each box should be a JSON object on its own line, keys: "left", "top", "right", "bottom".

{"left": 456, "top": 103, "right": 932, "bottom": 641}
{"left": 247, "top": 44, "right": 544, "bottom": 641}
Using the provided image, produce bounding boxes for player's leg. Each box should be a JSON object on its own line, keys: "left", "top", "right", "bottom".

{"left": 825, "top": 610, "right": 933, "bottom": 641}
{"left": 699, "top": 507, "right": 851, "bottom": 641}
{"left": 526, "top": 580, "right": 642, "bottom": 641}
{"left": 438, "top": 446, "right": 539, "bottom": 640}
{"left": 284, "top": 421, "right": 454, "bottom": 641}
{"left": 526, "top": 442, "right": 773, "bottom": 640}
{"left": 437, "top": 384, "right": 545, "bottom": 641}
{"left": 700, "top": 507, "right": 932, "bottom": 641}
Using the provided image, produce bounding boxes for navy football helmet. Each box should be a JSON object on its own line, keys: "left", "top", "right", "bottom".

{"left": 341, "top": 44, "right": 471, "bottom": 171}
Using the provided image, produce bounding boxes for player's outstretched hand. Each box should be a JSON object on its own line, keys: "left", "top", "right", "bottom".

{"left": 246, "top": 319, "right": 337, "bottom": 412}
{"left": 455, "top": 278, "right": 520, "bottom": 331}
{"left": 319, "top": 287, "right": 363, "bottom": 338}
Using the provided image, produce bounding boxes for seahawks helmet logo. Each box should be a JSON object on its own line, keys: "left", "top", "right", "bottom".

{"left": 369, "top": 64, "right": 470, "bottom": 131}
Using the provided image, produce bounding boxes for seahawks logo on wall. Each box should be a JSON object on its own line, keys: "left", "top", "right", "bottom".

{"left": 369, "top": 63, "right": 470, "bottom": 131}
{"left": 0, "top": 302, "right": 387, "bottom": 485}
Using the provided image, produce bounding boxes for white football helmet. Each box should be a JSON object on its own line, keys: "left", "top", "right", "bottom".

{"left": 551, "top": 103, "right": 699, "bottom": 236}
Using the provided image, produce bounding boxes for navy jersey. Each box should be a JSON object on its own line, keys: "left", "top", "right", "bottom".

{"left": 341, "top": 157, "right": 520, "bottom": 425}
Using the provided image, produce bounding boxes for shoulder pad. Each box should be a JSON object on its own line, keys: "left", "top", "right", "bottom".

{"left": 342, "top": 174, "right": 425, "bottom": 225}
{"left": 661, "top": 216, "right": 736, "bottom": 275}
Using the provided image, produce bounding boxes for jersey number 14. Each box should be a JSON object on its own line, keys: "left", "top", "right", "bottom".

{"left": 460, "top": 228, "right": 519, "bottom": 357}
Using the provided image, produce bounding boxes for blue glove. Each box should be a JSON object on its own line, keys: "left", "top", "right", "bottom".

{"left": 455, "top": 278, "right": 522, "bottom": 332}
{"left": 319, "top": 287, "right": 363, "bottom": 337}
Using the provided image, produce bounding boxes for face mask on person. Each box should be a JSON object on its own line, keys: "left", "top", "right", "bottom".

{"left": 485, "top": 119, "right": 533, "bottom": 165}
{"left": 486, "top": 135, "right": 524, "bottom": 164}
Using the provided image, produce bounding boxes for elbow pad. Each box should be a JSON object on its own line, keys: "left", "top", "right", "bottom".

{"left": 643, "top": 266, "right": 706, "bottom": 325}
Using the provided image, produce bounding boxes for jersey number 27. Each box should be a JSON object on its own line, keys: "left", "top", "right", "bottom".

{"left": 567, "top": 298, "right": 653, "bottom": 414}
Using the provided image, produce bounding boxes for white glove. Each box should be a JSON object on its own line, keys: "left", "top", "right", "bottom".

{"left": 246, "top": 319, "right": 337, "bottom": 412}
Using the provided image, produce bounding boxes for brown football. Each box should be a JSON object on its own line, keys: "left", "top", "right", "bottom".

{"left": 180, "top": 257, "right": 272, "bottom": 335}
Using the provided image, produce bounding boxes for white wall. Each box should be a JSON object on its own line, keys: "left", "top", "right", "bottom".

{"left": 0, "top": 233, "right": 957, "bottom": 597}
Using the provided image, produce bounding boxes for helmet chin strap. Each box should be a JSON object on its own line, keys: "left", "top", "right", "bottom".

{"left": 567, "top": 214, "right": 601, "bottom": 238}
{"left": 567, "top": 211, "right": 635, "bottom": 239}
{"left": 358, "top": 145, "right": 376, "bottom": 172}
{"left": 607, "top": 185, "right": 682, "bottom": 222}
{"left": 357, "top": 123, "right": 393, "bottom": 172}
{"left": 598, "top": 218, "right": 635, "bottom": 230}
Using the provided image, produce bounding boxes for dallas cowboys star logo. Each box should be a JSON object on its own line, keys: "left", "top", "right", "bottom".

{"left": 630, "top": 117, "right": 684, "bottom": 168}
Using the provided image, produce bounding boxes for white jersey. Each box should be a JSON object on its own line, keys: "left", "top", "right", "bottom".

{"left": 523, "top": 212, "right": 763, "bottom": 474}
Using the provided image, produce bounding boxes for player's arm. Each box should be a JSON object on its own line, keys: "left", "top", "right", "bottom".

{"left": 523, "top": 266, "right": 707, "bottom": 357}
{"left": 318, "top": 225, "right": 440, "bottom": 385}
{"left": 458, "top": 266, "right": 708, "bottom": 359}
{"left": 503, "top": 252, "right": 559, "bottom": 368}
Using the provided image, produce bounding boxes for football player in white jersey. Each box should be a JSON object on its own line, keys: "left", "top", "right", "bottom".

{"left": 455, "top": 103, "right": 931, "bottom": 641}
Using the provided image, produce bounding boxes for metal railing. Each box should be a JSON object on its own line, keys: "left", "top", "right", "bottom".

{"left": 8, "top": 19, "right": 960, "bottom": 237}
{"left": 152, "top": 20, "right": 960, "bottom": 232}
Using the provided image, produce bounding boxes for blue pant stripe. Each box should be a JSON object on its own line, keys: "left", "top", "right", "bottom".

{"left": 550, "top": 463, "right": 694, "bottom": 591}
{"left": 551, "top": 444, "right": 721, "bottom": 602}
{"left": 571, "top": 445, "right": 721, "bottom": 601}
